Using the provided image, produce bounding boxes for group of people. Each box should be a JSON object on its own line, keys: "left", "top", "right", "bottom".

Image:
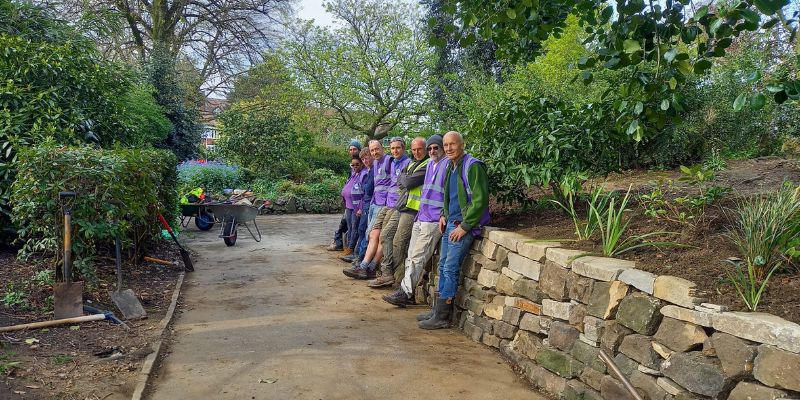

{"left": 328, "top": 131, "right": 490, "bottom": 330}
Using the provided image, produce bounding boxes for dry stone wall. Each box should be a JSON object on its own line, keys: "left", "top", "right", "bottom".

{"left": 427, "top": 228, "right": 800, "bottom": 400}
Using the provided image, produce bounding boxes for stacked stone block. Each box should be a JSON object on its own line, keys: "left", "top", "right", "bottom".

{"left": 429, "top": 227, "right": 800, "bottom": 400}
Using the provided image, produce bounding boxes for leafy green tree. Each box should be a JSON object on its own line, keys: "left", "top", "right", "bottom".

{"left": 120, "top": 84, "right": 173, "bottom": 147}
{"left": 283, "top": 0, "right": 434, "bottom": 140}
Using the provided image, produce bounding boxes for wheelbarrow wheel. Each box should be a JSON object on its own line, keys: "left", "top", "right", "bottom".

{"left": 223, "top": 221, "right": 237, "bottom": 246}
{"left": 195, "top": 211, "right": 215, "bottom": 231}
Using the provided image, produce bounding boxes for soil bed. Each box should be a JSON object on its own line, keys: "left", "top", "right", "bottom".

{"left": 493, "top": 157, "right": 800, "bottom": 324}
{"left": 0, "top": 241, "right": 185, "bottom": 399}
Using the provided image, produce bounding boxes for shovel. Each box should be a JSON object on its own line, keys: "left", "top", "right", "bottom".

{"left": 54, "top": 192, "right": 84, "bottom": 320}
{"left": 109, "top": 234, "right": 146, "bottom": 320}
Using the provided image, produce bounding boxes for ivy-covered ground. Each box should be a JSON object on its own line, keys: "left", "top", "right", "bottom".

{"left": 494, "top": 157, "right": 800, "bottom": 324}
{"left": 0, "top": 242, "right": 184, "bottom": 399}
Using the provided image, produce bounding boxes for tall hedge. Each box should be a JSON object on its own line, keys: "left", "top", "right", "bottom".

{"left": 10, "top": 144, "right": 177, "bottom": 280}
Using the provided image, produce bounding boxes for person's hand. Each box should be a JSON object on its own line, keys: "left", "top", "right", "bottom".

{"left": 449, "top": 225, "right": 468, "bottom": 242}
{"left": 356, "top": 209, "right": 362, "bottom": 217}
{"left": 438, "top": 216, "right": 446, "bottom": 233}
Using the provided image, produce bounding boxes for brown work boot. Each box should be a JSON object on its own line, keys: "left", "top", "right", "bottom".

{"left": 367, "top": 274, "right": 395, "bottom": 288}
{"left": 340, "top": 247, "right": 353, "bottom": 257}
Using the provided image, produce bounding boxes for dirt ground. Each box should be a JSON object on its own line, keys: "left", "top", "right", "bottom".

{"left": 147, "top": 214, "right": 546, "bottom": 400}
{"left": 493, "top": 157, "right": 800, "bottom": 323}
{"left": 0, "top": 243, "right": 184, "bottom": 399}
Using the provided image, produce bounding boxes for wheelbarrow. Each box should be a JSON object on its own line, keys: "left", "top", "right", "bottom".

{"left": 180, "top": 204, "right": 215, "bottom": 231}
{"left": 204, "top": 204, "right": 262, "bottom": 247}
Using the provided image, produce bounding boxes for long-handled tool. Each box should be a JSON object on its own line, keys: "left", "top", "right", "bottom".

{"left": 158, "top": 213, "right": 194, "bottom": 272}
{"left": 54, "top": 192, "right": 84, "bottom": 319}
{"left": 109, "top": 233, "right": 146, "bottom": 320}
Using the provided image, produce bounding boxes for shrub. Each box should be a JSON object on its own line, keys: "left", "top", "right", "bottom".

{"left": 252, "top": 169, "right": 345, "bottom": 213}
{"left": 177, "top": 160, "right": 242, "bottom": 195}
{"left": 307, "top": 145, "right": 350, "bottom": 176}
{"left": 10, "top": 144, "right": 178, "bottom": 281}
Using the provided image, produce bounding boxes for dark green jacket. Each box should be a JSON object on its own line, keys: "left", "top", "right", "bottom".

{"left": 442, "top": 155, "right": 489, "bottom": 232}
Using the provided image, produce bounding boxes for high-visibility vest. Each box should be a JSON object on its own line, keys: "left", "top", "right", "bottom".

{"left": 405, "top": 158, "right": 431, "bottom": 211}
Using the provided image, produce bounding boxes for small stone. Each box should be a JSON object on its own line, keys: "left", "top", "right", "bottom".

{"left": 711, "top": 332, "right": 757, "bottom": 379}
{"left": 539, "top": 316, "right": 553, "bottom": 331}
{"left": 600, "top": 320, "right": 633, "bottom": 354}
{"left": 525, "top": 362, "right": 568, "bottom": 396}
{"left": 515, "top": 298, "right": 542, "bottom": 315}
{"left": 659, "top": 305, "right": 713, "bottom": 327}
{"left": 571, "top": 340, "right": 606, "bottom": 372}
{"left": 564, "top": 379, "right": 599, "bottom": 400}
{"left": 477, "top": 269, "right": 500, "bottom": 288}
{"left": 494, "top": 320, "right": 518, "bottom": 339}
{"left": 580, "top": 367, "right": 605, "bottom": 391}
{"left": 637, "top": 364, "right": 663, "bottom": 376}
{"left": 513, "top": 278, "right": 546, "bottom": 302}
{"left": 578, "top": 334, "right": 599, "bottom": 347}
{"left": 587, "top": 281, "right": 629, "bottom": 319}
{"left": 495, "top": 274, "right": 515, "bottom": 295}
{"left": 510, "top": 330, "right": 543, "bottom": 359}
{"left": 475, "top": 255, "right": 500, "bottom": 272}
{"left": 517, "top": 240, "right": 559, "bottom": 262}
{"left": 654, "top": 318, "right": 708, "bottom": 352}
{"left": 540, "top": 260, "right": 570, "bottom": 301}
{"left": 502, "top": 307, "right": 523, "bottom": 326}
{"left": 618, "top": 268, "right": 658, "bottom": 294}
{"left": 583, "top": 316, "right": 605, "bottom": 342}
{"left": 614, "top": 352, "right": 639, "bottom": 377}
{"left": 567, "top": 272, "right": 594, "bottom": 303}
{"left": 545, "top": 247, "right": 586, "bottom": 268}
{"left": 495, "top": 246, "right": 509, "bottom": 267}
{"left": 507, "top": 252, "right": 542, "bottom": 280}
{"left": 652, "top": 342, "right": 674, "bottom": 360}
{"left": 542, "top": 299, "right": 574, "bottom": 320}
{"left": 483, "top": 302, "right": 504, "bottom": 320}
{"left": 652, "top": 276, "right": 705, "bottom": 309}
{"left": 488, "top": 230, "right": 528, "bottom": 252}
{"left": 504, "top": 296, "right": 521, "bottom": 307}
{"left": 572, "top": 256, "right": 635, "bottom": 281}
{"left": 501, "top": 267, "right": 522, "bottom": 281}
{"left": 520, "top": 313, "right": 543, "bottom": 332}
{"left": 464, "top": 296, "right": 484, "bottom": 315}
{"left": 462, "top": 256, "right": 481, "bottom": 279}
{"left": 630, "top": 370, "right": 670, "bottom": 400}
{"left": 661, "top": 352, "right": 732, "bottom": 398}
{"left": 568, "top": 303, "right": 588, "bottom": 332}
{"left": 753, "top": 345, "right": 800, "bottom": 392}
{"left": 473, "top": 315, "right": 494, "bottom": 335}
{"left": 615, "top": 292, "right": 663, "bottom": 335}
{"left": 549, "top": 321, "right": 580, "bottom": 352}
{"left": 728, "top": 381, "right": 790, "bottom": 400}
{"left": 481, "top": 239, "right": 499, "bottom": 260}
{"left": 463, "top": 321, "right": 483, "bottom": 342}
{"left": 482, "top": 334, "right": 501, "bottom": 348}
{"left": 712, "top": 311, "right": 800, "bottom": 354}
{"left": 620, "top": 334, "right": 662, "bottom": 369}
{"left": 656, "top": 377, "right": 684, "bottom": 396}
{"left": 536, "top": 347, "right": 584, "bottom": 378}
{"left": 702, "top": 337, "right": 716, "bottom": 357}
{"left": 601, "top": 375, "right": 637, "bottom": 400}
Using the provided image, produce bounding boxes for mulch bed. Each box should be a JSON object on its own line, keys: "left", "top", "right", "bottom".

{"left": 492, "top": 157, "right": 800, "bottom": 324}
{"left": 1, "top": 241, "right": 185, "bottom": 399}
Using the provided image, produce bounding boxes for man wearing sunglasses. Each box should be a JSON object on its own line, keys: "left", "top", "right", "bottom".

{"left": 383, "top": 134, "right": 446, "bottom": 306}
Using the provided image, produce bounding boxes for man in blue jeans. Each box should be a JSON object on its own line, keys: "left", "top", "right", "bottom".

{"left": 419, "top": 131, "right": 490, "bottom": 330}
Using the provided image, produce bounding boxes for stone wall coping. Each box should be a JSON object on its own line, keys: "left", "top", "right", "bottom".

{"left": 481, "top": 227, "right": 800, "bottom": 353}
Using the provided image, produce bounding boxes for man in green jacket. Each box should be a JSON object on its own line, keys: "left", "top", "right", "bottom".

{"left": 419, "top": 131, "right": 491, "bottom": 330}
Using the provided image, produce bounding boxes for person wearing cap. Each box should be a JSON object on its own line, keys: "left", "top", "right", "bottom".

{"left": 327, "top": 139, "right": 363, "bottom": 252}
{"left": 367, "top": 137, "right": 429, "bottom": 288}
{"left": 418, "top": 131, "right": 490, "bottom": 330}
{"left": 342, "top": 147, "right": 374, "bottom": 264}
{"left": 383, "top": 134, "right": 446, "bottom": 306}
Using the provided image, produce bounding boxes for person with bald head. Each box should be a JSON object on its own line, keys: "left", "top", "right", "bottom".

{"left": 418, "top": 131, "right": 490, "bottom": 330}
{"left": 367, "top": 136, "right": 430, "bottom": 288}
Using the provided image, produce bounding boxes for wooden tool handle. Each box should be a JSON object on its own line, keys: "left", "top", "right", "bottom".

{"left": 0, "top": 314, "right": 106, "bottom": 333}
{"left": 143, "top": 256, "right": 174, "bottom": 266}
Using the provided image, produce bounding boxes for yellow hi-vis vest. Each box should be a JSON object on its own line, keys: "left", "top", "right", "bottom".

{"left": 405, "top": 158, "right": 430, "bottom": 211}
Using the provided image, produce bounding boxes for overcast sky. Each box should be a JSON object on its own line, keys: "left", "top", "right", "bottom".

{"left": 295, "top": 0, "right": 337, "bottom": 28}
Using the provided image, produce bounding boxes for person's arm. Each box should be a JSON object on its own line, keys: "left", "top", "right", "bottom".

{"left": 459, "top": 162, "right": 489, "bottom": 232}
{"left": 400, "top": 162, "right": 427, "bottom": 190}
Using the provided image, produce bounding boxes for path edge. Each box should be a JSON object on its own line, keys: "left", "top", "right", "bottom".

{"left": 131, "top": 271, "right": 186, "bottom": 400}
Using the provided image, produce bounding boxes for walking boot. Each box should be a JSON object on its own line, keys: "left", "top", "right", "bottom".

{"left": 367, "top": 273, "right": 395, "bottom": 288}
{"left": 418, "top": 298, "right": 453, "bottom": 330}
{"left": 342, "top": 265, "right": 364, "bottom": 279}
{"left": 340, "top": 247, "right": 353, "bottom": 257}
{"left": 326, "top": 240, "right": 343, "bottom": 251}
{"left": 416, "top": 297, "right": 437, "bottom": 321}
{"left": 340, "top": 253, "right": 356, "bottom": 263}
{"left": 353, "top": 265, "right": 377, "bottom": 280}
{"left": 382, "top": 289, "right": 415, "bottom": 307}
